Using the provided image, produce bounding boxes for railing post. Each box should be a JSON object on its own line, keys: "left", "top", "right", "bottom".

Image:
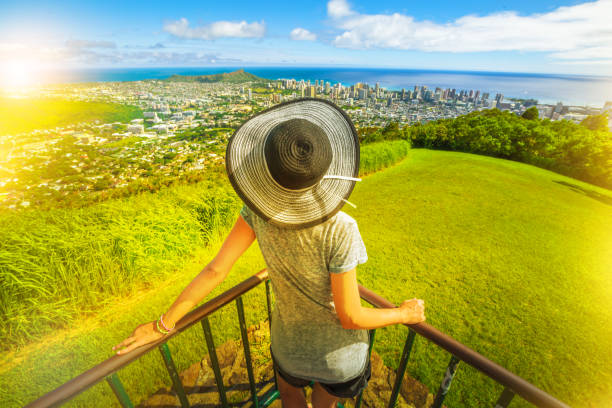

{"left": 105, "top": 373, "right": 134, "bottom": 408}
{"left": 432, "top": 355, "right": 460, "bottom": 408}
{"left": 265, "top": 279, "right": 279, "bottom": 393}
{"left": 387, "top": 329, "right": 417, "bottom": 408}
{"left": 158, "top": 343, "right": 190, "bottom": 408}
{"left": 201, "top": 317, "right": 229, "bottom": 408}
{"left": 265, "top": 279, "right": 273, "bottom": 325}
{"left": 236, "top": 296, "right": 259, "bottom": 408}
{"left": 495, "top": 387, "right": 516, "bottom": 408}
{"left": 355, "top": 329, "right": 377, "bottom": 408}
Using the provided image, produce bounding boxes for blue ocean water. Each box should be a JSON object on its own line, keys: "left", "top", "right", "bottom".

{"left": 44, "top": 66, "right": 612, "bottom": 107}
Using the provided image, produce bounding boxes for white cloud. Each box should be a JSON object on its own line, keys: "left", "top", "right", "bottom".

{"left": 327, "top": 0, "right": 353, "bottom": 19}
{"left": 327, "top": 0, "right": 612, "bottom": 61}
{"left": 65, "top": 40, "right": 116, "bottom": 49}
{"left": 163, "top": 18, "right": 265, "bottom": 40}
{"left": 0, "top": 43, "right": 26, "bottom": 52}
{"left": 290, "top": 28, "right": 317, "bottom": 41}
{"left": 550, "top": 46, "right": 612, "bottom": 60}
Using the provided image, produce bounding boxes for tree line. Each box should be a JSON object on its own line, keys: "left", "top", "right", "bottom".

{"left": 359, "top": 108, "right": 611, "bottom": 189}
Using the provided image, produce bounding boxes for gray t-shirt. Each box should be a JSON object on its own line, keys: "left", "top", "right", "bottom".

{"left": 240, "top": 204, "right": 370, "bottom": 383}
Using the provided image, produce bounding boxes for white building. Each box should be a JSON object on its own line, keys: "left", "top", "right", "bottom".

{"left": 127, "top": 124, "right": 144, "bottom": 134}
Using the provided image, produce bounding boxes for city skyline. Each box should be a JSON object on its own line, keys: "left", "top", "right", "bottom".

{"left": 1, "top": 0, "right": 612, "bottom": 84}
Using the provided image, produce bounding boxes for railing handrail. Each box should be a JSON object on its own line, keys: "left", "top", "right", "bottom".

{"left": 25, "top": 269, "right": 269, "bottom": 408}
{"left": 25, "top": 270, "right": 570, "bottom": 408}
{"left": 358, "top": 284, "right": 570, "bottom": 408}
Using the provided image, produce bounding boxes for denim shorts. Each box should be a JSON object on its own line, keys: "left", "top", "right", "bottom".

{"left": 270, "top": 348, "right": 371, "bottom": 398}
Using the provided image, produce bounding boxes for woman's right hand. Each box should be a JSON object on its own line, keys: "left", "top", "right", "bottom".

{"left": 399, "top": 298, "right": 426, "bottom": 324}
{"left": 112, "top": 321, "right": 167, "bottom": 355}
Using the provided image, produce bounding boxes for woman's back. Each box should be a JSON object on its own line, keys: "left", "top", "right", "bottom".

{"left": 240, "top": 204, "right": 369, "bottom": 383}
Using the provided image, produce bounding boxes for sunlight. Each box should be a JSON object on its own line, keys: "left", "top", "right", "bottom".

{"left": 0, "top": 61, "right": 40, "bottom": 90}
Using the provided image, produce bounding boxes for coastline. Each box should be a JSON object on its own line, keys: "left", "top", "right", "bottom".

{"left": 15, "top": 66, "right": 612, "bottom": 107}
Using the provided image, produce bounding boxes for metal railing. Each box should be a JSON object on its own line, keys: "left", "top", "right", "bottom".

{"left": 25, "top": 269, "right": 571, "bottom": 408}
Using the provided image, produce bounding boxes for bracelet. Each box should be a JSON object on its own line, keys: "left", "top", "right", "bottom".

{"left": 155, "top": 319, "right": 170, "bottom": 335}
{"left": 160, "top": 314, "right": 175, "bottom": 332}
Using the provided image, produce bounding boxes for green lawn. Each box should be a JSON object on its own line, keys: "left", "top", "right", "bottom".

{"left": 2, "top": 149, "right": 611, "bottom": 407}
{"left": 345, "top": 149, "right": 612, "bottom": 407}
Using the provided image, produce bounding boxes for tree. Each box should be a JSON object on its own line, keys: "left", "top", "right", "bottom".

{"left": 580, "top": 114, "right": 609, "bottom": 132}
{"left": 521, "top": 106, "right": 539, "bottom": 120}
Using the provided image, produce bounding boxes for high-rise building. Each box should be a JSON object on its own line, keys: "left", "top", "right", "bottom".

{"left": 305, "top": 86, "right": 316, "bottom": 97}
{"left": 401, "top": 88, "right": 406, "bottom": 100}
{"left": 375, "top": 82, "right": 380, "bottom": 98}
{"left": 325, "top": 82, "right": 331, "bottom": 94}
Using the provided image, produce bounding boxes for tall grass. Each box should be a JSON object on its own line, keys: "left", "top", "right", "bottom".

{"left": 360, "top": 140, "right": 411, "bottom": 175}
{"left": 0, "top": 140, "right": 411, "bottom": 349}
{"left": 0, "top": 179, "right": 241, "bottom": 348}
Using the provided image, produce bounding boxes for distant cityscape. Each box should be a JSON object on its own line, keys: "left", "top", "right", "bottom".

{"left": 0, "top": 75, "right": 611, "bottom": 211}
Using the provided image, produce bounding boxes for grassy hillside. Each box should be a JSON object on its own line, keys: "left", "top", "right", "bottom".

{"left": 0, "top": 98, "right": 142, "bottom": 135}
{"left": 345, "top": 150, "right": 612, "bottom": 407}
{"left": 2, "top": 148, "right": 611, "bottom": 407}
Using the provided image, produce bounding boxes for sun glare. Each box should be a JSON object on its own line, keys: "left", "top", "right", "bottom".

{"left": 0, "top": 61, "right": 40, "bottom": 90}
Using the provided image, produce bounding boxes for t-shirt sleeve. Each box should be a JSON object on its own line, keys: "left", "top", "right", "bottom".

{"left": 328, "top": 219, "right": 368, "bottom": 273}
{"left": 240, "top": 204, "right": 255, "bottom": 229}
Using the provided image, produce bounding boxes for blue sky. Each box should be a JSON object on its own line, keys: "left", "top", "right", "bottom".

{"left": 1, "top": 0, "right": 611, "bottom": 75}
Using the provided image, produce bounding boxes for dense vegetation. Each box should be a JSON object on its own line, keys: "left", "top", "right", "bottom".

{"left": 0, "top": 140, "right": 410, "bottom": 349}
{"left": 0, "top": 98, "right": 142, "bottom": 135}
{"left": 3, "top": 150, "right": 610, "bottom": 408}
{"left": 405, "top": 109, "right": 612, "bottom": 189}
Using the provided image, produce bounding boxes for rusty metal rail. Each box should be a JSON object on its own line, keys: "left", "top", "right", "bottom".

{"left": 358, "top": 285, "right": 570, "bottom": 408}
{"left": 25, "top": 270, "right": 269, "bottom": 408}
{"left": 25, "top": 270, "right": 571, "bottom": 408}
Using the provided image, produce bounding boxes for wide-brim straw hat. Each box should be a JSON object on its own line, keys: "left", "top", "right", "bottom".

{"left": 226, "top": 98, "right": 360, "bottom": 229}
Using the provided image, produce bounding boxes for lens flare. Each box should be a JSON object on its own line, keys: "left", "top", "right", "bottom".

{"left": 0, "top": 61, "right": 39, "bottom": 90}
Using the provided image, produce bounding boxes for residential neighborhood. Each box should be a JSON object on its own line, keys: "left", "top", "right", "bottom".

{"left": 1, "top": 74, "right": 610, "bottom": 212}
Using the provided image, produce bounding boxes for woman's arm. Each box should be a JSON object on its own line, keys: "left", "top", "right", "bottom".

{"left": 113, "top": 214, "right": 256, "bottom": 354}
{"left": 331, "top": 268, "right": 425, "bottom": 330}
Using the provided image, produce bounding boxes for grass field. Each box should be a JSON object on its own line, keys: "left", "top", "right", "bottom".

{"left": 0, "top": 97, "right": 142, "bottom": 135}
{"left": 346, "top": 150, "right": 612, "bottom": 407}
{"left": 2, "top": 148, "right": 611, "bottom": 407}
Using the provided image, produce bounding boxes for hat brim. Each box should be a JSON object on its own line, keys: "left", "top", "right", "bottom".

{"left": 226, "top": 98, "right": 360, "bottom": 229}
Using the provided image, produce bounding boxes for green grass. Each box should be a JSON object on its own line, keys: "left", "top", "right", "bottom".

{"left": 2, "top": 148, "right": 611, "bottom": 407}
{"left": 360, "top": 140, "right": 411, "bottom": 175}
{"left": 0, "top": 180, "right": 240, "bottom": 348}
{"left": 0, "top": 98, "right": 142, "bottom": 135}
{"left": 344, "top": 150, "right": 612, "bottom": 407}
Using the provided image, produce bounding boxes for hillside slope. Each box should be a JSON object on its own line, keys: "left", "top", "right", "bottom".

{"left": 344, "top": 149, "right": 612, "bottom": 407}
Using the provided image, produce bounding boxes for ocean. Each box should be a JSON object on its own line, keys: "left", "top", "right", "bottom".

{"left": 41, "top": 67, "right": 612, "bottom": 107}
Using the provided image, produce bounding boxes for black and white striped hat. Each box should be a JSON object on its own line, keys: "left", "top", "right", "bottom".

{"left": 226, "top": 98, "right": 360, "bottom": 229}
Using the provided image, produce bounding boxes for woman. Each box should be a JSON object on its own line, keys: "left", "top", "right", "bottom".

{"left": 113, "top": 98, "right": 426, "bottom": 408}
